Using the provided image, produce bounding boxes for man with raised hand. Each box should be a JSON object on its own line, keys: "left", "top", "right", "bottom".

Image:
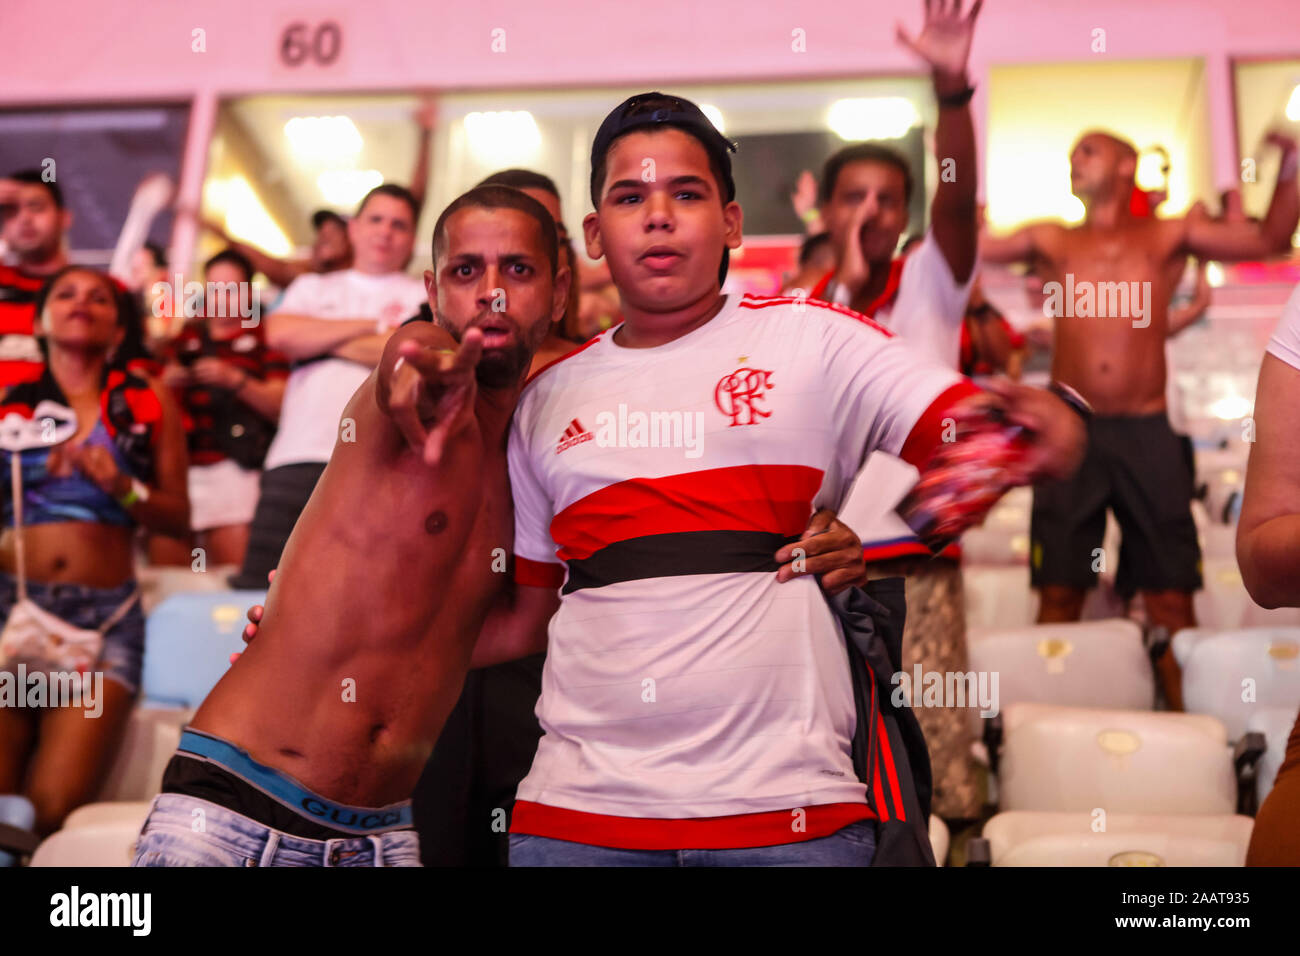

{"left": 983, "top": 129, "right": 1298, "bottom": 708}
{"left": 809, "top": 0, "right": 986, "bottom": 822}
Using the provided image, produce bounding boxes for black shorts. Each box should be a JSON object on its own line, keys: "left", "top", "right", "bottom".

{"left": 1030, "top": 412, "right": 1202, "bottom": 598}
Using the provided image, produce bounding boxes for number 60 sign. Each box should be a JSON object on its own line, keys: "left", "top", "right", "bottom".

{"left": 277, "top": 18, "right": 344, "bottom": 70}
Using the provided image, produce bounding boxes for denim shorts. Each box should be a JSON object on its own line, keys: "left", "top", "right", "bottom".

{"left": 509, "top": 819, "right": 877, "bottom": 867}
{"left": 133, "top": 793, "right": 422, "bottom": 867}
{"left": 0, "top": 571, "right": 144, "bottom": 693}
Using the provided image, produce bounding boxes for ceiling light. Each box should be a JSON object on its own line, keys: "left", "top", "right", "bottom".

{"left": 219, "top": 176, "right": 292, "bottom": 255}
{"left": 316, "top": 169, "right": 384, "bottom": 207}
{"left": 827, "top": 98, "right": 920, "bottom": 141}
{"left": 700, "top": 104, "right": 726, "bottom": 134}
{"left": 463, "top": 111, "right": 541, "bottom": 166}
{"left": 284, "top": 115, "right": 363, "bottom": 163}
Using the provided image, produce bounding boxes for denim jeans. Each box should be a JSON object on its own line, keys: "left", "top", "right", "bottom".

{"left": 0, "top": 571, "right": 144, "bottom": 693}
{"left": 132, "top": 794, "right": 422, "bottom": 867}
{"left": 508, "top": 819, "right": 876, "bottom": 867}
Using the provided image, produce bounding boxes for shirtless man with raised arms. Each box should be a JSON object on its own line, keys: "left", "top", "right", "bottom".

{"left": 130, "top": 185, "right": 867, "bottom": 867}
{"left": 983, "top": 130, "right": 1299, "bottom": 708}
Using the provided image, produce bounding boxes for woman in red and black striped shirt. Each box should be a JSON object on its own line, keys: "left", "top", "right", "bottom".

{"left": 151, "top": 250, "right": 287, "bottom": 569}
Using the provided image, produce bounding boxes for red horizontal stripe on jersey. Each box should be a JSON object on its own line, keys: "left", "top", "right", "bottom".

{"left": 514, "top": 555, "right": 565, "bottom": 588}
{"left": 0, "top": 302, "right": 37, "bottom": 335}
{"left": 550, "top": 463, "right": 824, "bottom": 562}
{"left": 862, "top": 540, "right": 963, "bottom": 563}
{"left": 898, "top": 380, "right": 983, "bottom": 467}
{"left": 0, "top": 360, "right": 44, "bottom": 388}
{"left": 510, "top": 800, "right": 874, "bottom": 850}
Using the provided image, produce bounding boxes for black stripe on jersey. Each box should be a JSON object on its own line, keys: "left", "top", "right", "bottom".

{"left": 561, "top": 529, "right": 802, "bottom": 594}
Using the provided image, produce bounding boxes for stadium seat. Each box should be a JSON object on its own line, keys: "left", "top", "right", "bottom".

{"left": 960, "top": 486, "right": 1031, "bottom": 566}
{"left": 64, "top": 801, "right": 152, "bottom": 831}
{"left": 997, "top": 703, "right": 1236, "bottom": 815}
{"left": 968, "top": 620, "right": 1157, "bottom": 792}
{"left": 142, "top": 589, "right": 266, "bottom": 708}
{"left": 0, "top": 795, "right": 36, "bottom": 867}
{"left": 1248, "top": 706, "right": 1296, "bottom": 807}
{"left": 967, "top": 618, "right": 1155, "bottom": 712}
{"left": 964, "top": 566, "right": 1037, "bottom": 631}
{"left": 96, "top": 707, "right": 188, "bottom": 802}
{"left": 964, "top": 566, "right": 1125, "bottom": 632}
{"left": 1173, "top": 627, "right": 1300, "bottom": 741}
{"left": 974, "top": 811, "right": 1253, "bottom": 866}
{"left": 30, "top": 821, "right": 142, "bottom": 867}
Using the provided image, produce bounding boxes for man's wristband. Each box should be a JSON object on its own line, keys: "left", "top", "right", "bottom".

{"left": 936, "top": 84, "right": 976, "bottom": 109}
{"left": 117, "top": 478, "right": 151, "bottom": 509}
{"left": 1048, "top": 381, "right": 1093, "bottom": 422}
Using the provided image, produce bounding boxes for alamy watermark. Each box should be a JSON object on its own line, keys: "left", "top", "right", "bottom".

{"left": 151, "top": 273, "right": 259, "bottom": 327}
{"left": 891, "top": 665, "right": 999, "bottom": 718}
{"left": 558, "top": 404, "right": 705, "bottom": 459}
{"left": 1042, "top": 274, "right": 1151, "bottom": 328}
{"left": 0, "top": 665, "right": 104, "bottom": 717}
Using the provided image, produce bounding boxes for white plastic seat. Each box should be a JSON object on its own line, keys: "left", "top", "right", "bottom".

{"left": 929, "top": 815, "right": 949, "bottom": 866}
{"left": 998, "top": 703, "right": 1235, "bottom": 815}
{"left": 964, "top": 567, "right": 1125, "bottom": 633}
{"left": 96, "top": 706, "right": 190, "bottom": 802}
{"left": 960, "top": 486, "right": 1031, "bottom": 566}
{"left": 967, "top": 619, "right": 1154, "bottom": 719}
{"left": 30, "top": 821, "right": 142, "bottom": 867}
{"left": 981, "top": 811, "right": 1253, "bottom": 866}
{"left": 1247, "top": 706, "right": 1296, "bottom": 806}
{"left": 63, "top": 801, "right": 152, "bottom": 831}
{"left": 1173, "top": 627, "right": 1300, "bottom": 740}
{"left": 963, "top": 566, "right": 1037, "bottom": 631}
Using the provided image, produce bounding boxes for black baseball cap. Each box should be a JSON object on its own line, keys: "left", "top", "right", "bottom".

{"left": 590, "top": 92, "right": 739, "bottom": 284}
{"left": 311, "top": 209, "right": 347, "bottom": 231}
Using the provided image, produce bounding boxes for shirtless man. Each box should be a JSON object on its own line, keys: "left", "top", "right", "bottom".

{"left": 131, "top": 184, "right": 865, "bottom": 867}
{"left": 130, "top": 185, "right": 568, "bottom": 867}
{"left": 982, "top": 130, "right": 1299, "bottom": 708}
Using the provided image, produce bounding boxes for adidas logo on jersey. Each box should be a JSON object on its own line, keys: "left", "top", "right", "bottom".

{"left": 556, "top": 418, "right": 594, "bottom": 454}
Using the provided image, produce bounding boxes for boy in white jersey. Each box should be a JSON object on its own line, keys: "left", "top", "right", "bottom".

{"left": 500, "top": 92, "right": 1085, "bottom": 866}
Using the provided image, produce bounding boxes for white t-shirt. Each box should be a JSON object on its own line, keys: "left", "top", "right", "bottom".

{"left": 827, "top": 232, "right": 977, "bottom": 558}
{"left": 262, "top": 269, "right": 426, "bottom": 470}
{"left": 1265, "top": 284, "right": 1300, "bottom": 372}
{"left": 508, "top": 292, "right": 972, "bottom": 847}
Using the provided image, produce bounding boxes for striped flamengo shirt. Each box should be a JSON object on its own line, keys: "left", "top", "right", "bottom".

{"left": 0, "top": 265, "right": 47, "bottom": 388}
{"left": 507, "top": 292, "right": 977, "bottom": 850}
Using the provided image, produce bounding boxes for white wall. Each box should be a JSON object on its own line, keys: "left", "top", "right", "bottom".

{"left": 4, "top": 0, "right": 1298, "bottom": 264}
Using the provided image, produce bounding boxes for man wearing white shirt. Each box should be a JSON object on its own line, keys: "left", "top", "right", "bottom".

{"left": 807, "top": 0, "right": 983, "bottom": 821}
{"left": 231, "top": 184, "right": 427, "bottom": 588}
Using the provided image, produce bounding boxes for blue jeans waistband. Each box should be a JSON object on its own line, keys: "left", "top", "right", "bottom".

{"left": 177, "top": 729, "right": 413, "bottom": 834}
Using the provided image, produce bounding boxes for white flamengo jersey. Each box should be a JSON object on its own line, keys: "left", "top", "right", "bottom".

{"left": 508, "top": 292, "right": 976, "bottom": 850}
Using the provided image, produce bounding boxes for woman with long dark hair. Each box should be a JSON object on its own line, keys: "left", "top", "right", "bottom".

{"left": 0, "top": 265, "right": 188, "bottom": 835}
